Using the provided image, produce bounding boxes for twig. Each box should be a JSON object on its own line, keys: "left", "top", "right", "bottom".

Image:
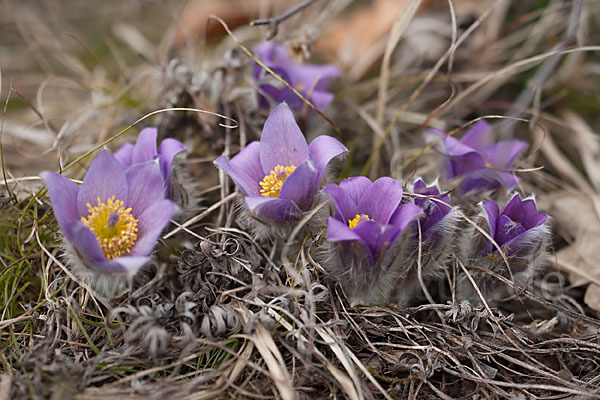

{"left": 251, "top": 0, "right": 318, "bottom": 39}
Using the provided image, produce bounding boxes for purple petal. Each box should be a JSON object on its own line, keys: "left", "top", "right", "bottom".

{"left": 322, "top": 184, "right": 359, "bottom": 223}
{"left": 389, "top": 203, "right": 423, "bottom": 233}
{"left": 495, "top": 214, "right": 526, "bottom": 246}
{"left": 131, "top": 127, "right": 158, "bottom": 165}
{"left": 290, "top": 64, "right": 340, "bottom": 92}
{"left": 113, "top": 143, "right": 134, "bottom": 168}
{"left": 255, "top": 41, "right": 294, "bottom": 71}
{"left": 244, "top": 196, "right": 299, "bottom": 224}
{"left": 308, "top": 135, "right": 348, "bottom": 182}
{"left": 327, "top": 217, "right": 375, "bottom": 268}
{"left": 484, "top": 140, "right": 528, "bottom": 169}
{"left": 104, "top": 256, "right": 151, "bottom": 274}
{"left": 125, "top": 161, "right": 165, "bottom": 217}
{"left": 481, "top": 201, "right": 500, "bottom": 239}
{"left": 307, "top": 90, "right": 335, "bottom": 110}
{"left": 458, "top": 170, "right": 506, "bottom": 193}
{"left": 497, "top": 171, "right": 521, "bottom": 190}
{"left": 69, "top": 220, "right": 151, "bottom": 274}
{"left": 357, "top": 177, "right": 404, "bottom": 225}
{"left": 77, "top": 150, "right": 128, "bottom": 217}
{"left": 353, "top": 219, "right": 385, "bottom": 256}
{"left": 460, "top": 120, "right": 494, "bottom": 152}
{"left": 41, "top": 171, "right": 80, "bottom": 240}
{"left": 158, "top": 138, "right": 186, "bottom": 181}
{"left": 278, "top": 158, "right": 318, "bottom": 211}
{"left": 130, "top": 199, "right": 175, "bottom": 257}
{"left": 326, "top": 216, "right": 365, "bottom": 242}
{"left": 339, "top": 176, "right": 372, "bottom": 205}
{"left": 67, "top": 221, "right": 111, "bottom": 271}
{"left": 501, "top": 194, "right": 547, "bottom": 229}
{"left": 214, "top": 142, "right": 263, "bottom": 197}
{"left": 259, "top": 103, "right": 309, "bottom": 173}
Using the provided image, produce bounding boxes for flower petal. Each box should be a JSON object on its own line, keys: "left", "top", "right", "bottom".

{"left": 105, "top": 256, "right": 151, "bottom": 275}
{"left": 131, "top": 127, "right": 158, "bottom": 165}
{"left": 255, "top": 41, "right": 294, "bottom": 71}
{"left": 67, "top": 221, "right": 110, "bottom": 270}
{"left": 259, "top": 103, "right": 309, "bottom": 173}
{"left": 501, "top": 194, "right": 547, "bottom": 229}
{"left": 69, "top": 219, "right": 151, "bottom": 274}
{"left": 77, "top": 150, "right": 128, "bottom": 217}
{"left": 495, "top": 214, "right": 526, "bottom": 246}
{"left": 214, "top": 141, "right": 263, "bottom": 197}
{"left": 158, "top": 138, "right": 187, "bottom": 181}
{"left": 460, "top": 120, "right": 494, "bottom": 152}
{"left": 339, "top": 176, "right": 372, "bottom": 205}
{"left": 278, "top": 158, "right": 318, "bottom": 211}
{"left": 130, "top": 199, "right": 175, "bottom": 257}
{"left": 113, "top": 143, "right": 134, "bottom": 168}
{"left": 484, "top": 140, "right": 528, "bottom": 169}
{"left": 326, "top": 216, "right": 364, "bottom": 242}
{"left": 308, "top": 135, "right": 348, "bottom": 182}
{"left": 322, "top": 183, "right": 359, "bottom": 223}
{"left": 481, "top": 201, "right": 500, "bottom": 238}
{"left": 353, "top": 219, "right": 385, "bottom": 256}
{"left": 244, "top": 196, "right": 299, "bottom": 224}
{"left": 357, "top": 177, "right": 404, "bottom": 224}
{"left": 125, "top": 160, "right": 166, "bottom": 217}
{"left": 40, "top": 171, "right": 80, "bottom": 240}
{"left": 290, "top": 64, "right": 340, "bottom": 92}
{"left": 389, "top": 203, "right": 423, "bottom": 233}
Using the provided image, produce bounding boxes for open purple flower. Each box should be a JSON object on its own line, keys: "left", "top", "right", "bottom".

{"left": 114, "top": 127, "right": 186, "bottom": 199}
{"left": 323, "top": 176, "right": 422, "bottom": 305}
{"left": 253, "top": 41, "right": 340, "bottom": 111}
{"left": 214, "top": 103, "right": 347, "bottom": 232}
{"left": 41, "top": 150, "right": 175, "bottom": 294}
{"left": 433, "top": 120, "right": 528, "bottom": 194}
{"left": 479, "top": 194, "right": 548, "bottom": 257}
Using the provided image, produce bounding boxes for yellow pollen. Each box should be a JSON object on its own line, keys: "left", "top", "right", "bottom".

{"left": 485, "top": 161, "right": 492, "bottom": 168}
{"left": 80, "top": 195, "right": 138, "bottom": 260}
{"left": 295, "top": 83, "right": 306, "bottom": 91}
{"left": 259, "top": 165, "right": 296, "bottom": 198}
{"left": 348, "top": 214, "right": 372, "bottom": 229}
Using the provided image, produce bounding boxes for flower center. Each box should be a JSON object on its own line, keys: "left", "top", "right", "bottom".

{"left": 81, "top": 195, "right": 138, "bottom": 260}
{"left": 348, "top": 214, "right": 372, "bottom": 229}
{"left": 259, "top": 165, "right": 296, "bottom": 198}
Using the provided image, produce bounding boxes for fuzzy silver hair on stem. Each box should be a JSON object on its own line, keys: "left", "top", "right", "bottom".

{"left": 456, "top": 193, "right": 550, "bottom": 304}
{"left": 389, "top": 178, "right": 460, "bottom": 306}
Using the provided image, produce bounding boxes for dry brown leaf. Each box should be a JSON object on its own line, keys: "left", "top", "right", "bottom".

{"left": 544, "top": 191, "right": 600, "bottom": 311}
{"left": 316, "top": 0, "right": 411, "bottom": 79}
{"left": 172, "top": 0, "right": 261, "bottom": 49}
{"left": 584, "top": 284, "right": 600, "bottom": 312}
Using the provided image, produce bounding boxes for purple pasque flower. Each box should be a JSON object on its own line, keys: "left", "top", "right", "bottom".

{"left": 214, "top": 103, "right": 347, "bottom": 229}
{"left": 41, "top": 150, "right": 175, "bottom": 294}
{"left": 409, "top": 179, "right": 453, "bottom": 240}
{"left": 114, "top": 127, "right": 186, "bottom": 199}
{"left": 479, "top": 193, "right": 548, "bottom": 257}
{"left": 323, "top": 176, "right": 422, "bottom": 305}
{"left": 433, "top": 120, "right": 528, "bottom": 194}
{"left": 456, "top": 193, "right": 549, "bottom": 303}
{"left": 253, "top": 41, "right": 340, "bottom": 111}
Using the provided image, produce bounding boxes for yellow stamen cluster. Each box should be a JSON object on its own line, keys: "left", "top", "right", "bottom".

{"left": 259, "top": 165, "right": 296, "bottom": 198}
{"left": 348, "top": 214, "right": 372, "bottom": 229}
{"left": 81, "top": 195, "right": 138, "bottom": 260}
